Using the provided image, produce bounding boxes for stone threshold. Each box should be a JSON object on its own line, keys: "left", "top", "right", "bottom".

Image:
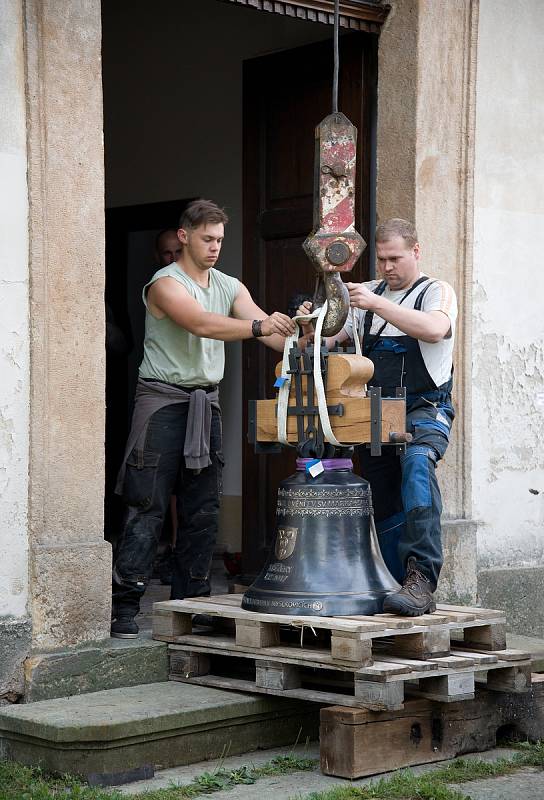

{"left": 0, "top": 681, "right": 319, "bottom": 785}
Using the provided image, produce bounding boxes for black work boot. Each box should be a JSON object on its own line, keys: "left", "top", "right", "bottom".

{"left": 382, "top": 557, "right": 436, "bottom": 616}
{"left": 111, "top": 615, "right": 139, "bottom": 639}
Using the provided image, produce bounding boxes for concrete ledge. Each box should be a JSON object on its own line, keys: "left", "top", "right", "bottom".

{"left": 0, "top": 682, "right": 319, "bottom": 781}
{"left": 479, "top": 566, "right": 544, "bottom": 638}
{"left": 0, "top": 618, "right": 32, "bottom": 703}
{"left": 24, "top": 632, "right": 169, "bottom": 703}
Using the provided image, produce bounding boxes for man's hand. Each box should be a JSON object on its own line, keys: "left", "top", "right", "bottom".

{"left": 260, "top": 312, "right": 297, "bottom": 337}
{"left": 294, "top": 300, "right": 315, "bottom": 338}
{"left": 346, "top": 282, "right": 379, "bottom": 311}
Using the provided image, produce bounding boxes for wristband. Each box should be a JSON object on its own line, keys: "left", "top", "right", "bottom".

{"left": 252, "top": 319, "right": 264, "bottom": 338}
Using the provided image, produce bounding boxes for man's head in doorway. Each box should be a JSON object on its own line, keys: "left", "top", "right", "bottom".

{"left": 177, "top": 199, "right": 229, "bottom": 273}
{"left": 375, "top": 218, "right": 421, "bottom": 292}
{"left": 155, "top": 228, "right": 182, "bottom": 267}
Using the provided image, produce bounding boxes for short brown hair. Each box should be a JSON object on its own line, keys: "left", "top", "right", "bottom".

{"left": 375, "top": 218, "right": 418, "bottom": 249}
{"left": 179, "top": 199, "right": 229, "bottom": 230}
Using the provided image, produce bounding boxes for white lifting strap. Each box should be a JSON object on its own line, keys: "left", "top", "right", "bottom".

{"left": 277, "top": 302, "right": 359, "bottom": 448}
{"left": 351, "top": 305, "right": 362, "bottom": 356}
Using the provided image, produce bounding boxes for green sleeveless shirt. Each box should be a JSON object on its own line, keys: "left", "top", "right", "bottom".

{"left": 139, "top": 263, "right": 240, "bottom": 387}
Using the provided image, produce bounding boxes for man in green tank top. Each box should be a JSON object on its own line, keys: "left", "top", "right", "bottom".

{"left": 111, "top": 199, "right": 296, "bottom": 638}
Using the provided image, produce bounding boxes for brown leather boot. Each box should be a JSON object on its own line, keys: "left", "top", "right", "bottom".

{"left": 383, "top": 557, "right": 436, "bottom": 616}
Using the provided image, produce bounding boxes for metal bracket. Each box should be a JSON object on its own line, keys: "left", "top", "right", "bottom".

{"left": 395, "top": 386, "right": 407, "bottom": 455}
{"left": 369, "top": 385, "right": 382, "bottom": 456}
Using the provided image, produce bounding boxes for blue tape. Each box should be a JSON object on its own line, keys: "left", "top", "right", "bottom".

{"left": 274, "top": 376, "right": 288, "bottom": 388}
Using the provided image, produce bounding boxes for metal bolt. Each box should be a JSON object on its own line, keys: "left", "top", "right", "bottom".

{"left": 326, "top": 240, "right": 351, "bottom": 266}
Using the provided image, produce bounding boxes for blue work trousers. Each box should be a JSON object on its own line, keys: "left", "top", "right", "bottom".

{"left": 112, "top": 403, "right": 223, "bottom": 618}
{"left": 359, "top": 397, "right": 454, "bottom": 588}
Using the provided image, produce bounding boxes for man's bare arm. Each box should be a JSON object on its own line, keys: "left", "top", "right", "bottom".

{"left": 232, "top": 283, "right": 295, "bottom": 352}
{"left": 147, "top": 278, "right": 295, "bottom": 343}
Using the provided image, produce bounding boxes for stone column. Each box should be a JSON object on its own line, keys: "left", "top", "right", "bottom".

{"left": 376, "top": 0, "right": 479, "bottom": 602}
{"left": 0, "top": 0, "right": 31, "bottom": 701}
{"left": 24, "top": 0, "right": 111, "bottom": 649}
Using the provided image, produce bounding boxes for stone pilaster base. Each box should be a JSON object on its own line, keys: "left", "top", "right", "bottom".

{"left": 436, "top": 519, "right": 478, "bottom": 605}
{"left": 0, "top": 618, "right": 32, "bottom": 703}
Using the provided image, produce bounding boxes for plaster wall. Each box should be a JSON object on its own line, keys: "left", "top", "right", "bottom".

{"left": 0, "top": 0, "right": 30, "bottom": 621}
{"left": 473, "top": 1, "right": 544, "bottom": 570}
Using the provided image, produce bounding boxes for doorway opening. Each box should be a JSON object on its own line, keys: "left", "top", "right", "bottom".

{"left": 101, "top": 0, "right": 377, "bottom": 580}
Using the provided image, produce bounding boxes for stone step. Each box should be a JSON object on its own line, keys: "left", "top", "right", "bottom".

{"left": 23, "top": 631, "right": 169, "bottom": 702}
{"left": 0, "top": 681, "right": 318, "bottom": 787}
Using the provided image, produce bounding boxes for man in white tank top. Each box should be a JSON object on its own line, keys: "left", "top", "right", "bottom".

{"left": 111, "top": 200, "right": 296, "bottom": 638}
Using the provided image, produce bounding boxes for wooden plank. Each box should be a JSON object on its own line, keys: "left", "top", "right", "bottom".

{"left": 358, "top": 661, "right": 412, "bottom": 678}
{"left": 477, "top": 648, "right": 531, "bottom": 662}
{"left": 353, "top": 614, "right": 415, "bottom": 630}
{"left": 372, "top": 654, "right": 440, "bottom": 672}
{"left": 436, "top": 603, "right": 505, "bottom": 619}
{"left": 433, "top": 610, "right": 477, "bottom": 623}
{"left": 320, "top": 681, "right": 544, "bottom": 779}
{"left": 450, "top": 648, "right": 498, "bottom": 664}
{"left": 154, "top": 598, "right": 387, "bottom": 633}
{"left": 320, "top": 697, "right": 487, "bottom": 779}
{"left": 173, "top": 673, "right": 371, "bottom": 710}
{"left": 428, "top": 655, "right": 476, "bottom": 669}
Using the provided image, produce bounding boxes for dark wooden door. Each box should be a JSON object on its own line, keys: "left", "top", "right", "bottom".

{"left": 242, "top": 33, "right": 377, "bottom": 575}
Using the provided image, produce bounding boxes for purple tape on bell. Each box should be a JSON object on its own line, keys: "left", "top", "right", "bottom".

{"left": 296, "top": 458, "right": 353, "bottom": 471}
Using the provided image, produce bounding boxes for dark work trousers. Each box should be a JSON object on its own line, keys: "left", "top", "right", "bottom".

{"left": 112, "top": 403, "right": 223, "bottom": 619}
{"left": 359, "top": 396, "right": 454, "bottom": 589}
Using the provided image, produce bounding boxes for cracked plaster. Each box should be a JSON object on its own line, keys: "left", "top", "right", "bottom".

{"left": 472, "top": 0, "right": 544, "bottom": 574}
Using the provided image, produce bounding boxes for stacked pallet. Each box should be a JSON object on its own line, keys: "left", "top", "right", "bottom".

{"left": 152, "top": 594, "right": 532, "bottom": 711}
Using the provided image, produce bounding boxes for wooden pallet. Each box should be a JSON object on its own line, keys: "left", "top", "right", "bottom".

{"left": 153, "top": 594, "right": 510, "bottom": 665}
{"left": 153, "top": 595, "right": 531, "bottom": 711}
{"left": 167, "top": 640, "right": 531, "bottom": 711}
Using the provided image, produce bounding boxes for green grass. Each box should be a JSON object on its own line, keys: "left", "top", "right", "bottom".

{"left": 1, "top": 742, "right": 544, "bottom": 800}
{"left": 0, "top": 754, "right": 317, "bottom": 800}
{"left": 290, "top": 741, "right": 544, "bottom": 800}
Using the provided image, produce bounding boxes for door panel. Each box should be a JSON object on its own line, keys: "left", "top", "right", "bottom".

{"left": 242, "top": 33, "right": 377, "bottom": 575}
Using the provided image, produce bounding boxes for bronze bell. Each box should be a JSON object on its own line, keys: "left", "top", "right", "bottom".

{"left": 242, "top": 458, "right": 399, "bottom": 616}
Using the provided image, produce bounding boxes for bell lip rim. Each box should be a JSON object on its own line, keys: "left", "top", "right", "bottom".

{"left": 241, "top": 587, "right": 399, "bottom": 599}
